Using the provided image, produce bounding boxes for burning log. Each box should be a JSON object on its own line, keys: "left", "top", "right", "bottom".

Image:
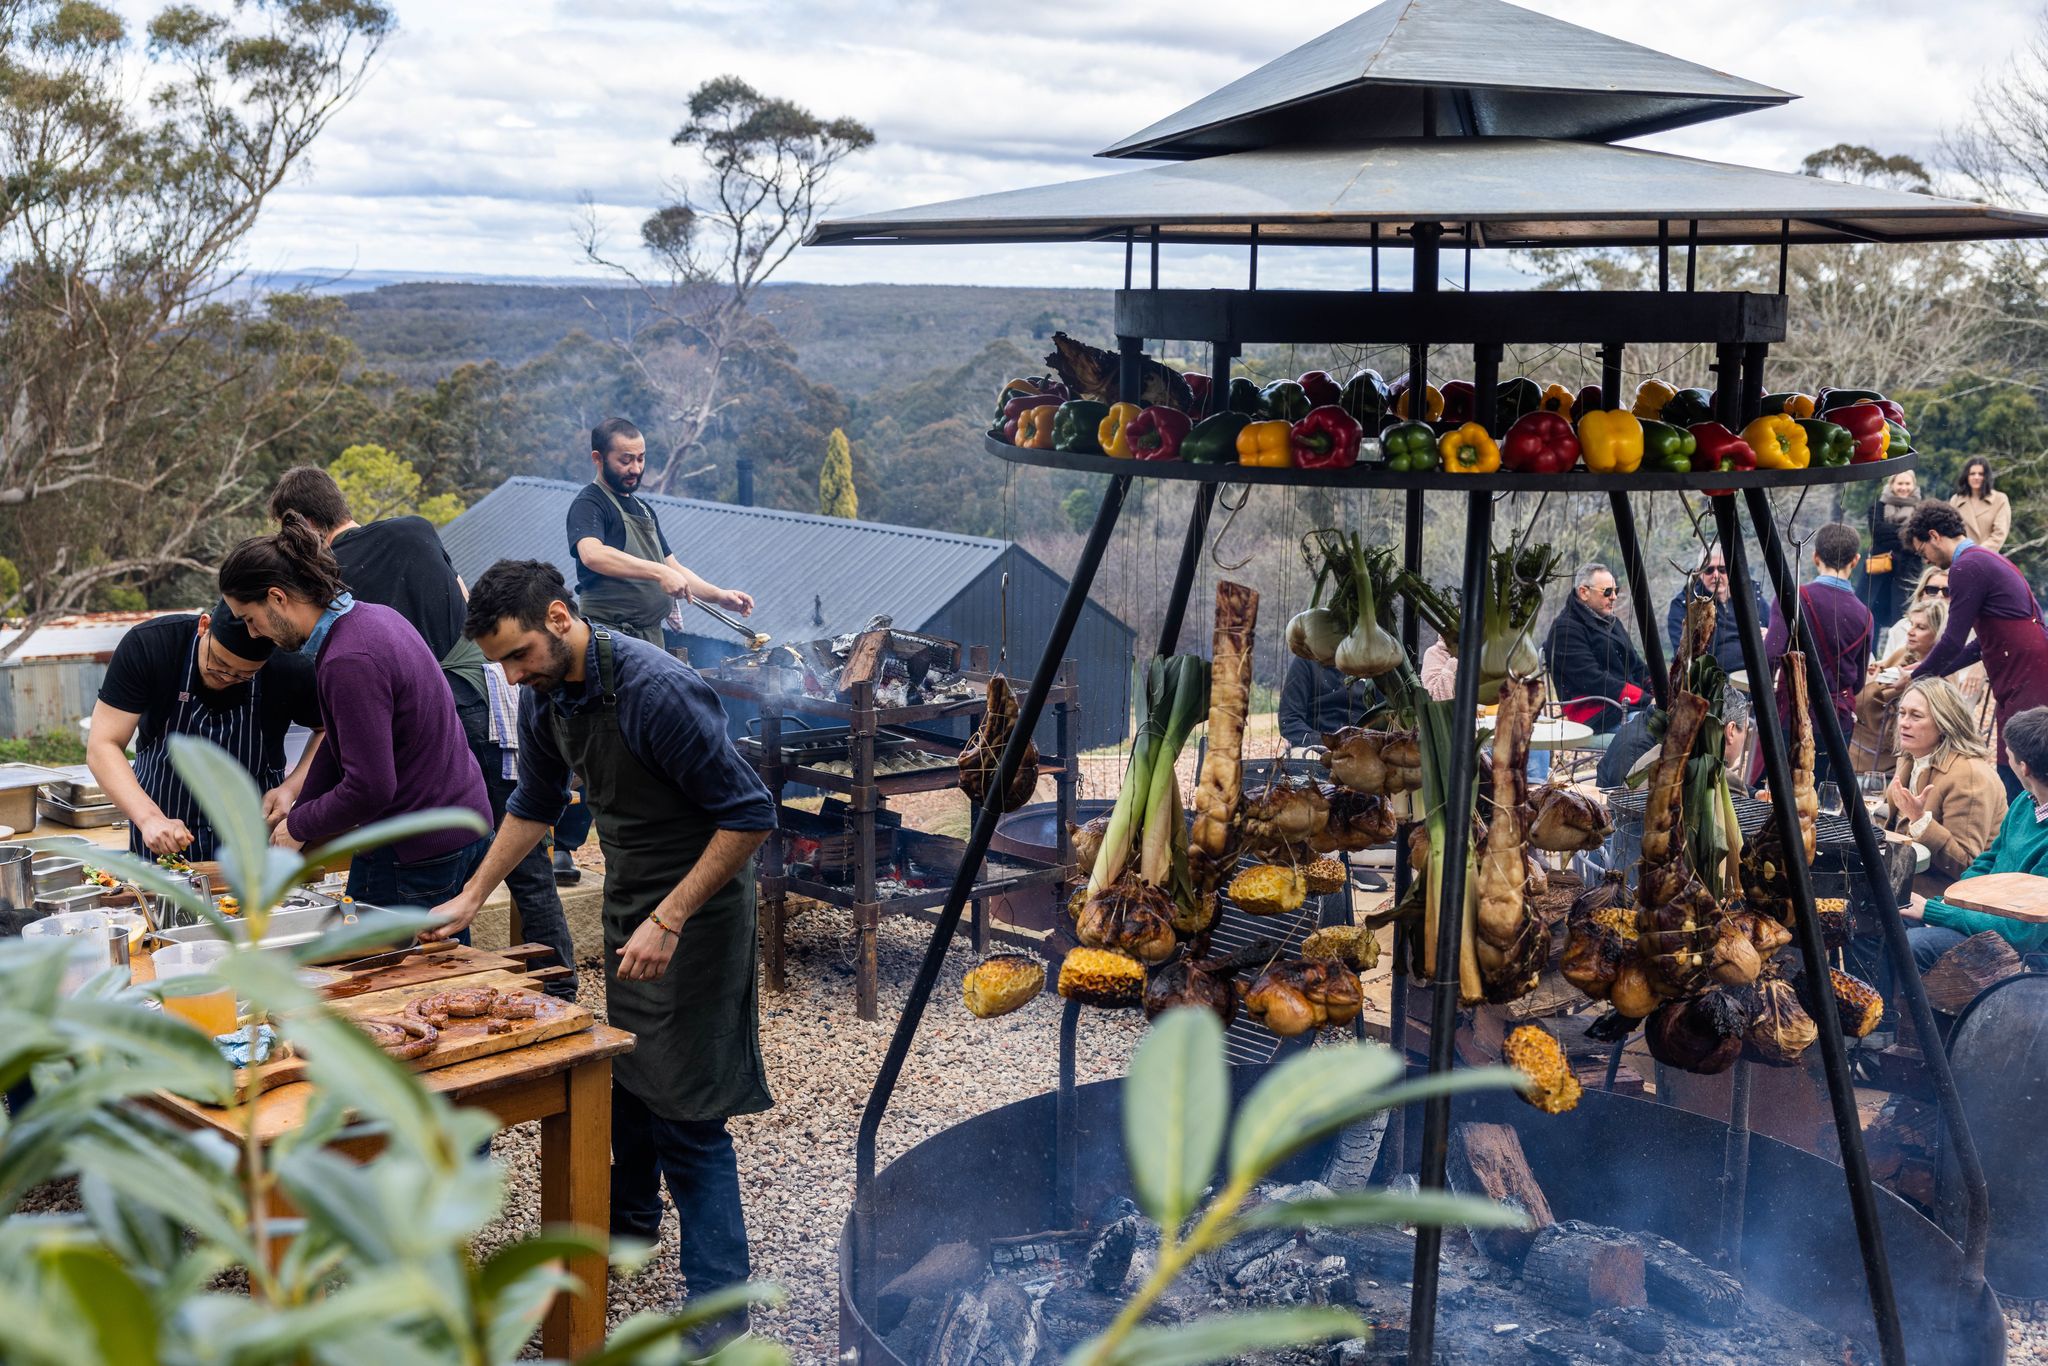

{"left": 1447, "top": 1122, "right": 1553, "bottom": 1265}
{"left": 876, "top": 1241, "right": 981, "bottom": 1330}
{"left": 1620, "top": 1229, "right": 1744, "bottom": 1326}
{"left": 927, "top": 1279, "right": 1035, "bottom": 1366}
{"left": 1520, "top": 1221, "right": 1648, "bottom": 1312}
{"left": 1922, "top": 930, "right": 2023, "bottom": 1014}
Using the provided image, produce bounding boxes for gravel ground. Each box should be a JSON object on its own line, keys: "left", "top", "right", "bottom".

{"left": 476, "top": 904, "right": 1144, "bottom": 1363}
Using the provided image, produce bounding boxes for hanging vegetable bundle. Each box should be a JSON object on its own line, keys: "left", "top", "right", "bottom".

{"left": 1286, "top": 530, "right": 1403, "bottom": 679}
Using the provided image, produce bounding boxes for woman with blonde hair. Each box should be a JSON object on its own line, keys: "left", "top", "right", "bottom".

{"left": 1888, "top": 675, "right": 2008, "bottom": 894}
{"left": 1866, "top": 467, "right": 1923, "bottom": 634}
{"left": 1951, "top": 456, "right": 2011, "bottom": 554}
{"left": 1853, "top": 596, "right": 1946, "bottom": 775}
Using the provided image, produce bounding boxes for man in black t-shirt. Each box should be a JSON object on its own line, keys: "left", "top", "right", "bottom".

{"left": 89, "top": 607, "right": 324, "bottom": 859}
{"left": 268, "top": 465, "right": 578, "bottom": 997}
{"left": 568, "top": 417, "right": 753, "bottom": 647}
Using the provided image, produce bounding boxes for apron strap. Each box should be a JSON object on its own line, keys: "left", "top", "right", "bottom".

{"left": 592, "top": 628, "right": 621, "bottom": 706}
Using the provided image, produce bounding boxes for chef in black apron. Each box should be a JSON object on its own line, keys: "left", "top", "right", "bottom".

{"left": 427, "top": 558, "right": 773, "bottom": 1338}
{"left": 567, "top": 417, "right": 754, "bottom": 647}
{"left": 86, "top": 603, "right": 324, "bottom": 858}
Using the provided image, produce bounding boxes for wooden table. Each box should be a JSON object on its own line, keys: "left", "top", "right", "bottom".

{"left": 142, "top": 950, "right": 634, "bottom": 1357}
{"left": 1936, "top": 872, "right": 2048, "bottom": 923}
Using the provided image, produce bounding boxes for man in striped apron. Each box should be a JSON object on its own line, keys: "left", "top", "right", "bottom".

{"left": 85, "top": 603, "right": 324, "bottom": 859}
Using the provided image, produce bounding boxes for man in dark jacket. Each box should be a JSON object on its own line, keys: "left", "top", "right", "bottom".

{"left": 1545, "top": 563, "right": 1649, "bottom": 734}
{"left": 1279, "top": 656, "right": 1368, "bottom": 750}
{"left": 1665, "top": 544, "right": 1768, "bottom": 678}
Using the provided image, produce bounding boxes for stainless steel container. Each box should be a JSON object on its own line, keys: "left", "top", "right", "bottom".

{"left": 32, "top": 856, "right": 84, "bottom": 895}
{"left": 35, "top": 884, "right": 106, "bottom": 916}
{"left": 0, "top": 844, "right": 34, "bottom": 935}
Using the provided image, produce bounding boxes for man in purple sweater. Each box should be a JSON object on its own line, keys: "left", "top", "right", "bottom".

{"left": 1764, "top": 522, "right": 1873, "bottom": 793}
{"left": 220, "top": 514, "right": 492, "bottom": 908}
{"left": 1906, "top": 500, "right": 2048, "bottom": 798}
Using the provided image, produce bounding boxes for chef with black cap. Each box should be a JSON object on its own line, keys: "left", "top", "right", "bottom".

{"left": 86, "top": 602, "right": 325, "bottom": 858}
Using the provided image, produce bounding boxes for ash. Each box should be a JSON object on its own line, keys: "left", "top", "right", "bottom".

{"left": 884, "top": 1139, "right": 1872, "bottom": 1366}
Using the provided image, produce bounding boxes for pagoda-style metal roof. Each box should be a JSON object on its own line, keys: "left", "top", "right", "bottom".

{"left": 809, "top": 139, "right": 2048, "bottom": 250}
{"left": 1099, "top": 0, "right": 1793, "bottom": 160}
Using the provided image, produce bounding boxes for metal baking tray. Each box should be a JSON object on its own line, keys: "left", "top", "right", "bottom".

{"left": 37, "top": 764, "right": 105, "bottom": 806}
{"left": 37, "top": 793, "right": 125, "bottom": 829}
{"left": 154, "top": 899, "right": 414, "bottom": 963}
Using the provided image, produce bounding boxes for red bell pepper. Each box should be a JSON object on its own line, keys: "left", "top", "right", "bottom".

{"left": 1688, "top": 422, "right": 1757, "bottom": 473}
{"left": 1842, "top": 396, "right": 1907, "bottom": 427}
{"left": 1822, "top": 404, "right": 1890, "bottom": 463}
{"left": 1126, "top": 406, "right": 1192, "bottom": 461}
{"left": 1297, "top": 370, "right": 1342, "bottom": 408}
{"left": 1291, "top": 404, "right": 1364, "bottom": 470}
{"left": 1575, "top": 384, "right": 1604, "bottom": 422}
{"left": 1440, "top": 379, "right": 1477, "bottom": 425}
{"left": 1182, "top": 372, "right": 1212, "bottom": 414}
{"left": 1501, "top": 411, "right": 1580, "bottom": 474}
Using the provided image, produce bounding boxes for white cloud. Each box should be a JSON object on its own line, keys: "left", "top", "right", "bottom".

{"left": 102, "top": 0, "right": 2048, "bottom": 287}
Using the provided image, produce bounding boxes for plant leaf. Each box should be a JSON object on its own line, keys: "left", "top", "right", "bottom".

{"left": 1081, "top": 1306, "right": 1366, "bottom": 1366}
{"left": 1227, "top": 1043, "right": 1405, "bottom": 1182}
{"left": 575, "top": 1284, "right": 787, "bottom": 1366}
{"left": 1329, "top": 1065, "right": 1530, "bottom": 1122}
{"left": 477, "top": 1226, "right": 610, "bottom": 1301}
{"left": 299, "top": 807, "right": 490, "bottom": 884}
{"left": 1233, "top": 1189, "right": 1530, "bottom": 1233}
{"left": 44, "top": 1243, "right": 160, "bottom": 1366}
{"left": 1122, "top": 1007, "right": 1226, "bottom": 1231}
{"left": 168, "top": 734, "right": 272, "bottom": 903}
{"left": 285, "top": 909, "right": 439, "bottom": 965}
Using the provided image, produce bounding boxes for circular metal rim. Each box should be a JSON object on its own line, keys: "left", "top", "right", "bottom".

{"left": 985, "top": 433, "right": 1916, "bottom": 491}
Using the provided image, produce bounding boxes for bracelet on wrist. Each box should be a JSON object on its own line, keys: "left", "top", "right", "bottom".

{"left": 652, "top": 913, "right": 680, "bottom": 935}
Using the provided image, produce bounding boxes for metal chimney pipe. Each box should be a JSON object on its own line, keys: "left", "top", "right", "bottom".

{"left": 734, "top": 457, "right": 755, "bottom": 507}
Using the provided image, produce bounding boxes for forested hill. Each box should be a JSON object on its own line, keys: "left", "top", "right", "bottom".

{"left": 335, "top": 281, "right": 1119, "bottom": 395}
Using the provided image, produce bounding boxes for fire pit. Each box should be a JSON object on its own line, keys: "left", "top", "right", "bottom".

{"left": 841, "top": 1071, "right": 2002, "bottom": 1365}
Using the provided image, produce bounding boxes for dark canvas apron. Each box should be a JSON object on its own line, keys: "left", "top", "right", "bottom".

{"left": 1974, "top": 592, "right": 2048, "bottom": 768}
{"left": 129, "top": 638, "right": 279, "bottom": 862}
{"left": 550, "top": 630, "right": 771, "bottom": 1121}
{"left": 577, "top": 482, "right": 672, "bottom": 648}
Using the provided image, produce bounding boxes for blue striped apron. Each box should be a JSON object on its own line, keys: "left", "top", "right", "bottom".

{"left": 127, "top": 638, "right": 279, "bottom": 862}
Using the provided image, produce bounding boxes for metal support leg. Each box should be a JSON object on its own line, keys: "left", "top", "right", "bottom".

{"left": 1407, "top": 486, "right": 1493, "bottom": 1366}
{"left": 1156, "top": 483, "right": 1219, "bottom": 657}
{"left": 1712, "top": 493, "right": 1907, "bottom": 1366}
{"left": 1610, "top": 492, "right": 1670, "bottom": 708}
{"left": 1056, "top": 997, "right": 1081, "bottom": 1226}
{"left": 854, "top": 475, "right": 1131, "bottom": 1329}
{"left": 1745, "top": 486, "right": 1990, "bottom": 1294}
{"left": 1720, "top": 1059, "right": 1753, "bottom": 1272}
{"left": 1387, "top": 486, "right": 1425, "bottom": 1176}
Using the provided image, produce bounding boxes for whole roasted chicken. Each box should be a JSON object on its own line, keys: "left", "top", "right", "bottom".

{"left": 1474, "top": 675, "right": 1546, "bottom": 1004}
{"left": 1242, "top": 957, "right": 1364, "bottom": 1038}
{"left": 1312, "top": 784, "right": 1398, "bottom": 853}
{"left": 1044, "top": 331, "right": 1195, "bottom": 412}
{"left": 1526, "top": 782, "right": 1612, "bottom": 853}
{"left": 1237, "top": 773, "right": 1330, "bottom": 855}
{"left": 959, "top": 674, "right": 1039, "bottom": 812}
{"left": 1320, "top": 726, "right": 1422, "bottom": 796}
{"left": 1075, "top": 876, "right": 1178, "bottom": 965}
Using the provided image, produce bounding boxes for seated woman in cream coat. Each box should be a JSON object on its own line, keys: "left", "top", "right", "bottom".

{"left": 1853, "top": 596, "right": 1945, "bottom": 777}
{"left": 1887, "top": 675, "right": 2008, "bottom": 896}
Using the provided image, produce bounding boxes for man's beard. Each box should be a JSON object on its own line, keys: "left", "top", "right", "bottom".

{"left": 265, "top": 605, "right": 309, "bottom": 653}
{"left": 600, "top": 465, "right": 640, "bottom": 495}
{"left": 525, "top": 631, "right": 577, "bottom": 693}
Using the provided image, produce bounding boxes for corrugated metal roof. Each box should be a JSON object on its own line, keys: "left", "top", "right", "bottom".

{"left": 0, "top": 612, "right": 179, "bottom": 664}
{"left": 1102, "top": 0, "right": 1791, "bottom": 159}
{"left": 439, "top": 477, "right": 1016, "bottom": 645}
{"left": 810, "top": 139, "right": 2048, "bottom": 249}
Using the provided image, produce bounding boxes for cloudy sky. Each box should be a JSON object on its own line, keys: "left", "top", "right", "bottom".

{"left": 122, "top": 0, "right": 2048, "bottom": 291}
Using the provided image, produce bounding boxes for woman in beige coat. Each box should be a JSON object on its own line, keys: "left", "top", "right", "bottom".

{"left": 1887, "top": 675, "right": 2007, "bottom": 895}
{"left": 1951, "top": 456, "right": 2012, "bottom": 554}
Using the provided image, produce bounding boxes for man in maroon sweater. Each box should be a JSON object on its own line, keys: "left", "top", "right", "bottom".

{"left": 220, "top": 514, "right": 492, "bottom": 908}
{"left": 1906, "top": 500, "right": 2048, "bottom": 797}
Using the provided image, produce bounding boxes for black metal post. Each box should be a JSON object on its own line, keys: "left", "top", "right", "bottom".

{"left": 1778, "top": 218, "right": 1792, "bottom": 294}
{"left": 1720, "top": 1052, "right": 1753, "bottom": 1272}
{"left": 1370, "top": 222, "right": 1380, "bottom": 291}
{"left": 1118, "top": 336, "right": 1143, "bottom": 412}
{"left": 1745, "top": 486, "right": 1991, "bottom": 1293}
{"left": 1156, "top": 483, "right": 1220, "bottom": 658}
{"left": 1150, "top": 224, "right": 1160, "bottom": 290}
{"left": 1124, "top": 228, "right": 1133, "bottom": 290}
{"left": 1386, "top": 485, "right": 1425, "bottom": 1175}
{"left": 1056, "top": 997, "right": 1081, "bottom": 1226}
{"left": 853, "top": 474, "right": 1131, "bottom": 1327}
{"left": 1599, "top": 341, "right": 1624, "bottom": 411}
{"left": 1711, "top": 493, "right": 1908, "bottom": 1366}
{"left": 1248, "top": 223, "right": 1259, "bottom": 290}
{"left": 1412, "top": 222, "right": 1441, "bottom": 301}
{"left": 1686, "top": 219, "right": 1699, "bottom": 292}
{"left": 1611, "top": 492, "right": 1670, "bottom": 709}
{"left": 1658, "top": 219, "right": 1670, "bottom": 291}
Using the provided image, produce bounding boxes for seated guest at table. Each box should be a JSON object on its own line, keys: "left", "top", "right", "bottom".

{"left": 1906, "top": 707, "right": 2048, "bottom": 970}
{"left": 1596, "top": 690, "right": 1750, "bottom": 792}
{"left": 1545, "top": 562, "right": 1648, "bottom": 735}
{"left": 1665, "top": 544, "right": 1767, "bottom": 678}
{"left": 1762, "top": 522, "right": 1872, "bottom": 792}
{"left": 87, "top": 604, "right": 324, "bottom": 858}
{"left": 1853, "top": 598, "right": 1946, "bottom": 777}
{"left": 1279, "top": 654, "right": 1367, "bottom": 751}
{"left": 1887, "top": 677, "right": 2006, "bottom": 897}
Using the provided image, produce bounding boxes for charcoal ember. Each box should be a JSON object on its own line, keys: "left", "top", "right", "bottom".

{"left": 1313, "top": 1253, "right": 1356, "bottom": 1305}
{"left": 1306, "top": 1223, "right": 1418, "bottom": 1279}
{"left": 1327, "top": 1330, "right": 1407, "bottom": 1365}
{"left": 1589, "top": 1305, "right": 1667, "bottom": 1355}
{"left": 876, "top": 1239, "right": 983, "bottom": 1330}
{"left": 1619, "top": 1230, "right": 1743, "bottom": 1326}
{"left": 1522, "top": 1326, "right": 1647, "bottom": 1364}
{"left": 927, "top": 1279, "right": 1035, "bottom": 1366}
{"left": 1036, "top": 1285, "right": 1179, "bottom": 1350}
{"left": 1321, "top": 1110, "right": 1391, "bottom": 1189}
{"left": 1085, "top": 1213, "right": 1141, "bottom": 1294}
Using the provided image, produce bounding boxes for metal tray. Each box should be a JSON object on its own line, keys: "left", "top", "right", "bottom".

{"left": 37, "top": 764, "right": 105, "bottom": 806}
{"left": 37, "top": 794, "right": 125, "bottom": 829}
{"left": 154, "top": 900, "right": 414, "bottom": 963}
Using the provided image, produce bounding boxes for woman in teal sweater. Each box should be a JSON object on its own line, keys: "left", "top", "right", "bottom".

{"left": 1909, "top": 706, "right": 2048, "bottom": 970}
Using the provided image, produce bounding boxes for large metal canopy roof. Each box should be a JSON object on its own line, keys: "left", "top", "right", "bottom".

{"left": 1099, "top": 0, "right": 1793, "bottom": 160}
{"left": 809, "top": 139, "right": 2048, "bottom": 250}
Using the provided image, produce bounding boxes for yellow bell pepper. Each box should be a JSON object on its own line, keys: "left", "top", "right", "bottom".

{"left": 1237, "top": 419, "right": 1294, "bottom": 468}
{"left": 1394, "top": 382, "right": 1444, "bottom": 422}
{"left": 1631, "top": 378, "right": 1678, "bottom": 421}
{"left": 1098, "top": 402, "right": 1142, "bottom": 458}
{"left": 1538, "top": 382, "right": 1577, "bottom": 419}
{"left": 1439, "top": 421, "right": 1500, "bottom": 474}
{"left": 1575, "top": 409, "right": 1644, "bottom": 474}
{"left": 1764, "top": 392, "right": 1817, "bottom": 420}
{"left": 1742, "top": 413, "right": 1811, "bottom": 470}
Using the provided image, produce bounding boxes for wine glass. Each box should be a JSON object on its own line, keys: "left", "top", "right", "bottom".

{"left": 1816, "top": 781, "right": 1845, "bottom": 819}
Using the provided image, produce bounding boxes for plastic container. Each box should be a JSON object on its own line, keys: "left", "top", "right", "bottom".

{"left": 30, "top": 910, "right": 132, "bottom": 994}
{"left": 151, "top": 938, "right": 238, "bottom": 1035}
{"left": 23, "top": 906, "right": 147, "bottom": 942}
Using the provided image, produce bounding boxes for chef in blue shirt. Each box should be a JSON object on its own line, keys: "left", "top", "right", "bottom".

{"left": 428, "top": 558, "right": 773, "bottom": 1342}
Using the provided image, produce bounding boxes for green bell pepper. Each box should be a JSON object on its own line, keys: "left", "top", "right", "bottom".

{"left": 1658, "top": 388, "right": 1715, "bottom": 429}
{"left": 1885, "top": 420, "right": 1911, "bottom": 456}
{"left": 1640, "top": 419, "right": 1697, "bottom": 473}
{"left": 1183, "top": 411, "right": 1252, "bottom": 464}
{"left": 1382, "top": 420, "right": 1438, "bottom": 472}
{"left": 1226, "top": 377, "right": 1263, "bottom": 415}
{"left": 1339, "top": 369, "right": 1389, "bottom": 428}
{"left": 1795, "top": 418, "right": 1855, "bottom": 468}
{"left": 1494, "top": 376, "right": 1542, "bottom": 427}
{"left": 1051, "top": 400, "right": 1111, "bottom": 454}
{"left": 1259, "top": 380, "right": 1310, "bottom": 422}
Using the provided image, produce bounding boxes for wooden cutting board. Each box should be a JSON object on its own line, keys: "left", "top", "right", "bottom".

{"left": 1935, "top": 873, "right": 2048, "bottom": 923}
{"left": 319, "top": 944, "right": 523, "bottom": 999}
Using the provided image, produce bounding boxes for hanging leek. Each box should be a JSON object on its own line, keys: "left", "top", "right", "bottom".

{"left": 1089, "top": 655, "right": 1209, "bottom": 898}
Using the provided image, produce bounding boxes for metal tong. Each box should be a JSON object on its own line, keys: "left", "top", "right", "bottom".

{"left": 693, "top": 597, "right": 770, "bottom": 650}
